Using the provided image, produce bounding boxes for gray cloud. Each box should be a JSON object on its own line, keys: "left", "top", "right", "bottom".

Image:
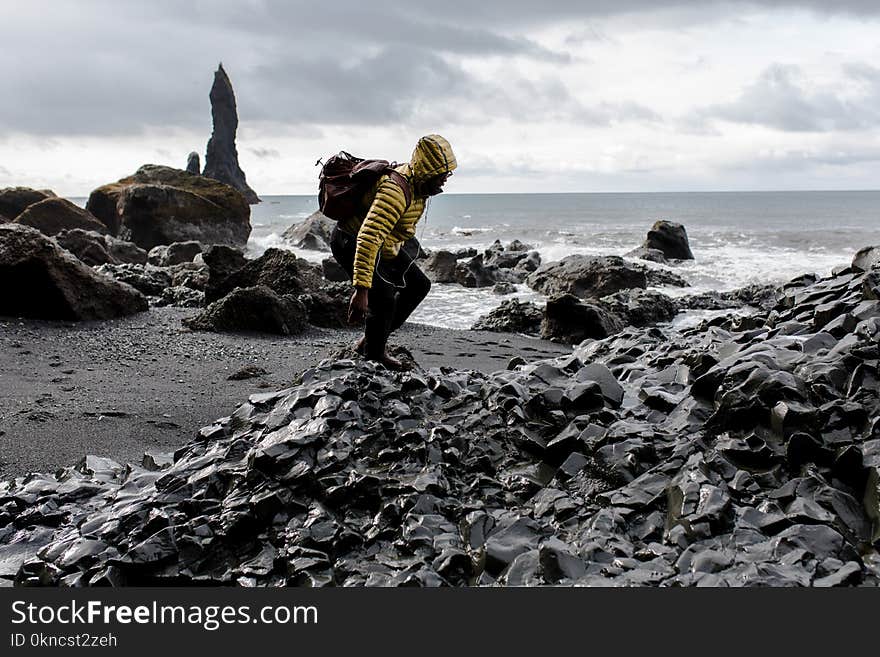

{"left": 692, "top": 64, "right": 880, "bottom": 132}
{"left": 1, "top": 1, "right": 877, "bottom": 138}
{"left": 249, "top": 147, "right": 281, "bottom": 159}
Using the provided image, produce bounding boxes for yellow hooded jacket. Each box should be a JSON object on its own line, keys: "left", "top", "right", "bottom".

{"left": 339, "top": 135, "right": 457, "bottom": 289}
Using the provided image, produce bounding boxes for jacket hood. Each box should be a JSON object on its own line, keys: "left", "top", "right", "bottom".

{"left": 409, "top": 134, "right": 457, "bottom": 182}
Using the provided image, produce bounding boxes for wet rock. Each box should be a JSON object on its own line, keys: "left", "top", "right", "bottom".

{"left": 600, "top": 289, "right": 677, "bottom": 327}
{"left": 282, "top": 211, "right": 334, "bottom": 251}
{"left": 542, "top": 294, "right": 625, "bottom": 343}
{"left": 853, "top": 246, "right": 879, "bottom": 272}
{"left": 455, "top": 253, "right": 516, "bottom": 288}
{"left": 54, "top": 229, "right": 148, "bottom": 266}
{"left": 147, "top": 241, "right": 203, "bottom": 267}
{"left": 202, "top": 64, "right": 260, "bottom": 204}
{"left": 639, "top": 220, "right": 694, "bottom": 260}
{"left": 183, "top": 285, "right": 307, "bottom": 335}
{"left": 0, "top": 186, "right": 54, "bottom": 219}
{"left": 322, "top": 257, "right": 349, "bottom": 282}
{"left": 13, "top": 198, "right": 107, "bottom": 237}
{"left": 0, "top": 224, "right": 147, "bottom": 320}
{"left": 493, "top": 282, "right": 516, "bottom": 295}
{"left": 206, "top": 248, "right": 322, "bottom": 303}
{"left": 5, "top": 258, "right": 880, "bottom": 587}
{"left": 528, "top": 255, "right": 648, "bottom": 299}
{"left": 422, "top": 250, "right": 461, "bottom": 284}
{"left": 483, "top": 239, "right": 533, "bottom": 269}
{"left": 157, "top": 285, "right": 204, "bottom": 308}
{"left": 514, "top": 251, "right": 542, "bottom": 275}
{"left": 202, "top": 244, "right": 248, "bottom": 287}
{"left": 298, "top": 283, "right": 349, "bottom": 328}
{"left": 677, "top": 284, "right": 780, "bottom": 312}
{"left": 95, "top": 263, "right": 172, "bottom": 297}
{"left": 86, "top": 164, "right": 250, "bottom": 248}
{"left": 472, "top": 299, "right": 542, "bottom": 334}
{"left": 54, "top": 229, "right": 114, "bottom": 266}
{"left": 624, "top": 247, "right": 669, "bottom": 265}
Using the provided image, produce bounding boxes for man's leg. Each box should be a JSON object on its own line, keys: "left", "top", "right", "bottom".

{"left": 389, "top": 262, "right": 431, "bottom": 333}
{"left": 364, "top": 262, "right": 397, "bottom": 360}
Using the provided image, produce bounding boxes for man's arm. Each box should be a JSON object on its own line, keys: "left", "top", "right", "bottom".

{"left": 352, "top": 176, "right": 409, "bottom": 289}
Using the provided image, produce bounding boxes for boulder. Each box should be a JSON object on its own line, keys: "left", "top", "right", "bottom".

{"left": 282, "top": 211, "right": 335, "bottom": 251}
{"left": 528, "top": 255, "right": 648, "bottom": 299}
{"left": 599, "top": 289, "right": 678, "bottom": 327}
{"left": 147, "top": 241, "right": 203, "bottom": 267}
{"left": 0, "top": 224, "right": 147, "bottom": 320}
{"left": 483, "top": 239, "right": 533, "bottom": 269}
{"left": 202, "top": 64, "right": 260, "bottom": 204}
{"left": 183, "top": 286, "right": 306, "bottom": 334}
{"left": 422, "top": 250, "right": 460, "bottom": 283}
{"left": 624, "top": 247, "right": 668, "bottom": 265}
{"left": 54, "top": 229, "right": 114, "bottom": 266}
{"left": 54, "top": 229, "right": 148, "bottom": 266}
{"left": 322, "top": 256, "right": 349, "bottom": 282}
{"left": 493, "top": 282, "right": 517, "bottom": 295}
{"left": 12, "top": 198, "right": 106, "bottom": 237}
{"left": 105, "top": 235, "right": 149, "bottom": 265}
{"left": 541, "top": 293, "right": 625, "bottom": 344}
{"left": 455, "top": 253, "right": 520, "bottom": 288}
{"left": 186, "top": 152, "right": 201, "bottom": 175}
{"left": 298, "top": 283, "right": 350, "bottom": 328}
{"left": 205, "top": 248, "right": 322, "bottom": 303}
{"left": 513, "top": 251, "right": 542, "bottom": 275}
{"left": 473, "top": 299, "right": 542, "bottom": 334}
{"left": 167, "top": 262, "right": 210, "bottom": 291}
{"left": 202, "top": 244, "right": 247, "bottom": 278}
{"left": 853, "top": 246, "right": 879, "bottom": 272}
{"left": 0, "top": 187, "right": 54, "bottom": 219}
{"left": 641, "top": 220, "right": 694, "bottom": 260}
{"left": 157, "top": 286, "right": 204, "bottom": 308}
{"left": 94, "top": 263, "right": 172, "bottom": 297}
{"left": 86, "top": 164, "right": 251, "bottom": 249}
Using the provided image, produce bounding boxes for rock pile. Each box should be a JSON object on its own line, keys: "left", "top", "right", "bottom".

{"left": 423, "top": 240, "right": 541, "bottom": 288}
{"left": 3, "top": 256, "right": 878, "bottom": 586}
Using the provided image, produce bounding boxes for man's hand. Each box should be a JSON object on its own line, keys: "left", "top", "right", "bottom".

{"left": 348, "top": 287, "right": 369, "bottom": 324}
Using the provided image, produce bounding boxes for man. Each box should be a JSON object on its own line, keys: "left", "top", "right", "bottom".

{"left": 330, "top": 134, "right": 457, "bottom": 370}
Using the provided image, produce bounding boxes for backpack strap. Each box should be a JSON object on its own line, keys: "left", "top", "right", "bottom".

{"left": 386, "top": 169, "right": 413, "bottom": 209}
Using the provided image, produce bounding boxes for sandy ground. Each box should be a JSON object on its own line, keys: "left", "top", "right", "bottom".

{"left": 0, "top": 308, "right": 568, "bottom": 478}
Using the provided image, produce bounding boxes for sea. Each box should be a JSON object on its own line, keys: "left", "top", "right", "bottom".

{"left": 246, "top": 191, "right": 880, "bottom": 330}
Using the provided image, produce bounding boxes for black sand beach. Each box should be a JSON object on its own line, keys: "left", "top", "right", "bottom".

{"left": 0, "top": 308, "right": 568, "bottom": 477}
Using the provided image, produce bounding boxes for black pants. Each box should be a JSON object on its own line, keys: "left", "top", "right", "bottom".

{"left": 330, "top": 227, "right": 431, "bottom": 359}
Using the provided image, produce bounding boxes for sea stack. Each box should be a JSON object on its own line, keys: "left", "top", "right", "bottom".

{"left": 186, "top": 151, "right": 200, "bottom": 175}
{"left": 202, "top": 63, "right": 260, "bottom": 204}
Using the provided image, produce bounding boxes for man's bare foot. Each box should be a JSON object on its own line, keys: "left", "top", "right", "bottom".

{"left": 354, "top": 336, "right": 366, "bottom": 355}
{"left": 379, "top": 353, "right": 406, "bottom": 370}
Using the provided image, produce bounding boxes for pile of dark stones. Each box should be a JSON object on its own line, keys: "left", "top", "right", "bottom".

{"left": 423, "top": 240, "right": 541, "bottom": 288}
{"left": 2, "top": 258, "right": 878, "bottom": 586}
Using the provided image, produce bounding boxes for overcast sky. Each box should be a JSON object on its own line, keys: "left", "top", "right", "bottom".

{"left": 2, "top": 0, "right": 880, "bottom": 195}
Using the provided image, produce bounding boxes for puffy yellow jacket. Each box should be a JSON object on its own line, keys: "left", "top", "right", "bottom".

{"left": 340, "top": 134, "right": 457, "bottom": 289}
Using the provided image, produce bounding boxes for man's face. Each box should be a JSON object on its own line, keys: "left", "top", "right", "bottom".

{"left": 423, "top": 171, "right": 452, "bottom": 196}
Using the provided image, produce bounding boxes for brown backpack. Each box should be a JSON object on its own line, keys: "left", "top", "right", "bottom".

{"left": 317, "top": 151, "right": 412, "bottom": 221}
